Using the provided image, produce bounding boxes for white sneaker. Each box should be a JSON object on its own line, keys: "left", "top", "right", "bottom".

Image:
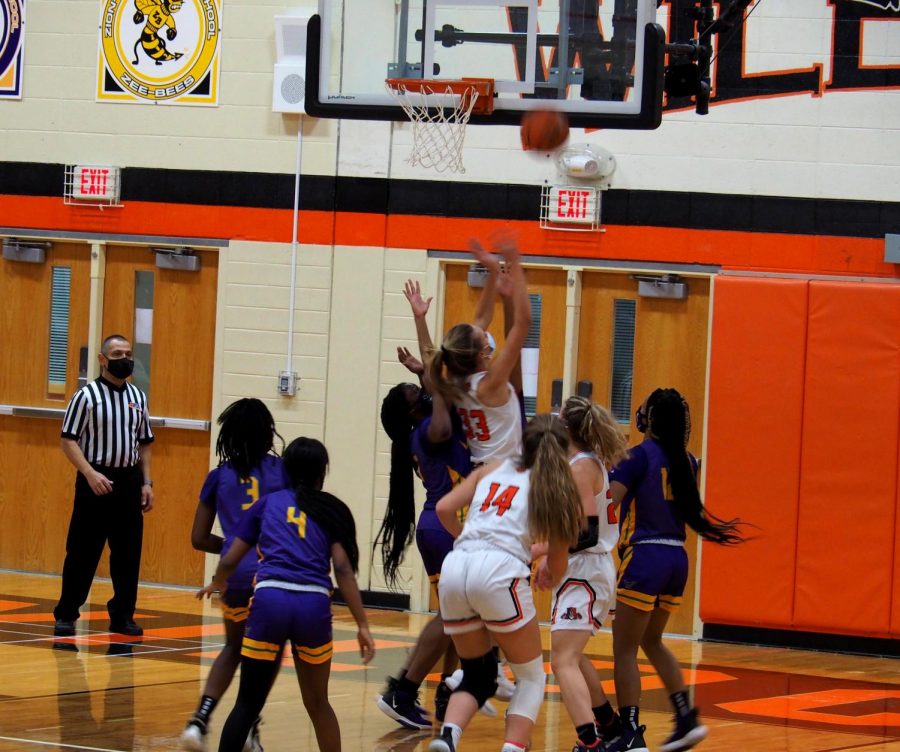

{"left": 180, "top": 721, "right": 207, "bottom": 752}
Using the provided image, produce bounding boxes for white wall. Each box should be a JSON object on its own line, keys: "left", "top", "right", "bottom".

{"left": 3, "top": 1, "right": 896, "bottom": 200}
{"left": 216, "top": 240, "right": 446, "bottom": 604}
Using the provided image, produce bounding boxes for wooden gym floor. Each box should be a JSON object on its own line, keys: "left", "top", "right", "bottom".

{"left": 1, "top": 572, "right": 898, "bottom": 752}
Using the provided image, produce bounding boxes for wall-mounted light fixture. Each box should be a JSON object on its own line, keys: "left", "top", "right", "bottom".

{"left": 2, "top": 238, "right": 50, "bottom": 263}
{"left": 632, "top": 273, "right": 688, "bottom": 300}
{"left": 152, "top": 247, "right": 201, "bottom": 272}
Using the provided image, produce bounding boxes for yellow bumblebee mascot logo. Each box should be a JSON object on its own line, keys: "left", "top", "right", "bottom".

{"left": 98, "top": 0, "right": 221, "bottom": 105}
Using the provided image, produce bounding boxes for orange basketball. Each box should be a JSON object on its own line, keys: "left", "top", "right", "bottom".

{"left": 520, "top": 109, "right": 569, "bottom": 151}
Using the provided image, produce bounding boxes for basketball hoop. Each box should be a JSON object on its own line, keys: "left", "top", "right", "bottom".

{"left": 385, "top": 78, "right": 493, "bottom": 174}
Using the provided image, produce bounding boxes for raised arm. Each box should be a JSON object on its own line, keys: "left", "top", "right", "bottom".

{"left": 403, "top": 279, "right": 434, "bottom": 361}
{"left": 474, "top": 233, "right": 531, "bottom": 406}
{"left": 470, "top": 239, "right": 501, "bottom": 332}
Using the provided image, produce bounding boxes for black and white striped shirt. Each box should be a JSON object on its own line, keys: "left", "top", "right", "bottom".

{"left": 61, "top": 377, "right": 154, "bottom": 468}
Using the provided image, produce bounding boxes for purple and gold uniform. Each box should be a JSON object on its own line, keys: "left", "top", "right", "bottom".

{"left": 610, "top": 439, "right": 698, "bottom": 613}
{"left": 411, "top": 413, "right": 472, "bottom": 588}
{"left": 199, "top": 455, "right": 289, "bottom": 621}
{"left": 233, "top": 489, "right": 336, "bottom": 665}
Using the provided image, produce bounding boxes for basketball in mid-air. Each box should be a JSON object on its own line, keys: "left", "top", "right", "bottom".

{"left": 520, "top": 109, "right": 569, "bottom": 152}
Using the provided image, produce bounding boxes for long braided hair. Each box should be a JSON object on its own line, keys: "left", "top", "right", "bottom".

{"left": 375, "top": 384, "right": 419, "bottom": 588}
{"left": 215, "top": 398, "right": 283, "bottom": 477}
{"left": 643, "top": 388, "right": 745, "bottom": 545}
{"left": 283, "top": 437, "right": 360, "bottom": 571}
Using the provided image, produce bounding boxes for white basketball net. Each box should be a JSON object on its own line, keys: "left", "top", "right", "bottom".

{"left": 386, "top": 82, "right": 480, "bottom": 174}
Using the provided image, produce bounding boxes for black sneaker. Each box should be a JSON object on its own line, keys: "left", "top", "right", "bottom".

{"left": 108, "top": 619, "right": 143, "bottom": 636}
{"left": 427, "top": 728, "right": 456, "bottom": 752}
{"left": 660, "top": 708, "right": 708, "bottom": 752}
{"left": 572, "top": 742, "right": 603, "bottom": 752}
{"left": 376, "top": 689, "right": 432, "bottom": 730}
{"left": 599, "top": 711, "right": 623, "bottom": 743}
{"left": 602, "top": 724, "right": 648, "bottom": 752}
{"left": 53, "top": 618, "right": 75, "bottom": 637}
{"left": 434, "top": 680, "right": 452, "bottom": 723}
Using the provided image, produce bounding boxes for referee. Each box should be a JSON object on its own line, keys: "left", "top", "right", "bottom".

{"left": 53, "top": 334, "right": 155, "bottom": 638}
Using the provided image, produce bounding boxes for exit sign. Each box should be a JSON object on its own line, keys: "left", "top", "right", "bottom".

{"left": 69, "top": 165, "right": 120, "bottom": 202}
{"left": 540, "top": 185, "right": 602, "bottom": 231}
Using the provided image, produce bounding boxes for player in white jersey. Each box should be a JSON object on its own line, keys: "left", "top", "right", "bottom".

{"left": 427, "top": 232, "right": 531, "bottom": 464}
{"left": 428, "top": 415, "right": 583, "bottom": 752}
{"left": 535, "top": 396, "right": 629, "bottom": 752}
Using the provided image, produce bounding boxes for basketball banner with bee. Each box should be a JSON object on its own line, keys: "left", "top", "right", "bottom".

{"left": 97, "top": 0, "right": 222, "bottom": 105}
{"left": 0, "top": 0, "right": 25, "bottom": 99}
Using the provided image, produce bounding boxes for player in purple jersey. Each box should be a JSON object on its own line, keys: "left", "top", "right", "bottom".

{"left": 376, "top": 352, "right": 472, "bottom": 729}
{"left": 603, "top": 389, "right": 746, "bottom": 752}
{"left": 197, "top": 437, "right": 375, "bottom": 752}
{"left": 181, "top": 398, "right": 289, "bottom": 752}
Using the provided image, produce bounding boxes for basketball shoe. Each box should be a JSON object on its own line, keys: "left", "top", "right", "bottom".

{"left": 659, "top": 708, "right": 708, "bottom": 752}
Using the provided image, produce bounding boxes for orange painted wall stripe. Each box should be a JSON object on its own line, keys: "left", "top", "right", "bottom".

{"left": 1, "top": 194, "right": 897, "bottom": 278}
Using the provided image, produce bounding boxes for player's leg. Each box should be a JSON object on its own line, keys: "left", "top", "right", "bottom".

{"left": 218, "top": 587, "right": 290, "bottom": 750}
{"left": 490, "top": 618, "right": 547, "bottom": 752}
{"left": 217, "top": 656, "right": 279, "bottom": 752}
{"left": 429, "top": 550, "right": 496, "bottom": 752}
{"left": 292, "top": 591, "right": 339, "bottom": 751}
{"left": 579, "top": 552, "right": 620, "bottom": 742}
{"left": 181, "top": 591, "right": 249, "bottom": 750}
{"left": 295, "top": 653, "right": 340, "bottom": 751}
{"left": 640, "top": 549, "right": 708, "bottom": 752}
{"left": 552, "top": 628, "right": 597, "bottom": 748}
{"left": 478, "top": 561, "right": 546, "bottom": 752}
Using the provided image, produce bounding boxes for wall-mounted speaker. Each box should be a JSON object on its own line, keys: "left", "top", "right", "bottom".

{"left": 273, "top": 9, "right": 315, "bottom": 114}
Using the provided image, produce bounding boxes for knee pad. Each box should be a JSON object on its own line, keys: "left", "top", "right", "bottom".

{"left": 457, "top": 652, "right": 499, "bottom": 708}
{"left": 506, "top": 655, "right": 546, "bottom": 722}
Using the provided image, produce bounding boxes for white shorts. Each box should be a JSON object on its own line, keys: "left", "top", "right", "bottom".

{"left": 439, "top": 548, "right": 535, "bottom": 635}
{"left": 550, "top": 552, "right": 616, "bottom": 634}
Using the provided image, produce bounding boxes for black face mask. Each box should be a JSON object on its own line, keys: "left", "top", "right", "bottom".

{"left": 106, "top": 357, "right": 135, "bottom": 379}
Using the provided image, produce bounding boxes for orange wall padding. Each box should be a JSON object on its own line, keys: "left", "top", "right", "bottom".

{"left": 701, "top": 276, "right": 808, "bottom": 628}
{"left": 894, "top": 447, "right": 900, "bottom": 635}
{"left": 793, "top": 282, "right": 900, "bottom": 637}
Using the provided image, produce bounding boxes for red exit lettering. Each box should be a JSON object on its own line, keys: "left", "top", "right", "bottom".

{"left": 555, "top": 189, "right": 591, "bottom": 220}
{"left": 79, "top": 168, "right": 110, "bottom": 197}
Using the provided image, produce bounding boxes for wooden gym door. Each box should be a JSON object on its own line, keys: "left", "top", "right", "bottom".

{"left": 0, "top": 243, "right": 91, "bottom": 574}
{"left": 102, "top": 245, "right": 218, "bottom": 586}
{"left": 578, "top": 271, "right": 711, "bottom": 635}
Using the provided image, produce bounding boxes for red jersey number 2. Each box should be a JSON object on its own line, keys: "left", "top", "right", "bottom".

{"left": 459, "top": 408, "right": 491, "bottom": 442}
{"left": 480, "top": 482, "right": 520, "bottom": 516}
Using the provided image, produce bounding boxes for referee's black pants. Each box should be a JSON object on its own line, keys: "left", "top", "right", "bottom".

{"left": 54, "top": 466, "right": 144, "bottom": 625}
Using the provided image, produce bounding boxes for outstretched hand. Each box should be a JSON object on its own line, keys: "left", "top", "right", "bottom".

{"left": 397, "top": 346, "right": 425, "bottom": 376}
{"left": 489, "top": 229, "right": 520, "bottom": 264}
{"left": 403, "top": 279, "right": 432, "bottom": 319}
{"left": 469, "top": 238, "right": 502, "bottom": 275}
